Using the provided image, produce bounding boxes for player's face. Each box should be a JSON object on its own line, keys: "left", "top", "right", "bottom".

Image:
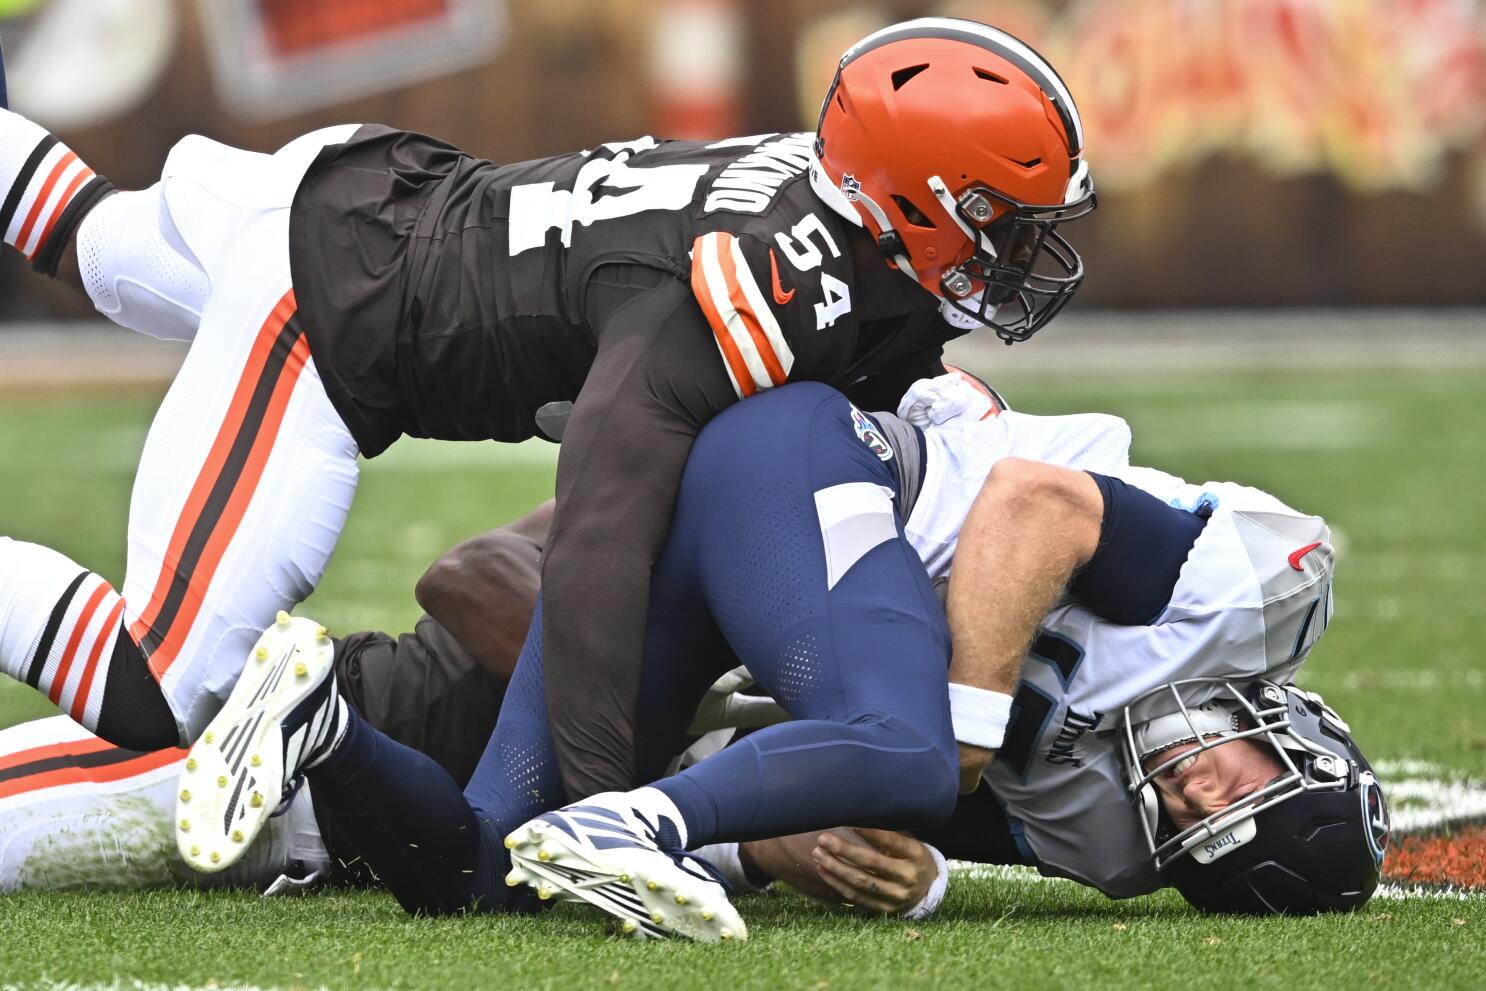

{"left": 1143, "top": 737, "right": 1285, "bottom": 830}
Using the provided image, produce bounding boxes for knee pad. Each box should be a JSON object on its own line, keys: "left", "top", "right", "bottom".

{"left": 77, "top": 185, "right": 209, "bottom": 343}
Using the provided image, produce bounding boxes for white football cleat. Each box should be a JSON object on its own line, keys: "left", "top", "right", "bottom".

{"left": 505, "top": 797, "right": 747, "bottom": 942}
{"left": 174, "top": 612, "right": 343, "bottom": 874}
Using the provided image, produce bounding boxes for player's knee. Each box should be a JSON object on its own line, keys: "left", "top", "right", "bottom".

{"left": 849, "top": 712, "right": 959, "bottom": 827}
{"left": 76, "top": 185, "right": 208, "bottom": 342}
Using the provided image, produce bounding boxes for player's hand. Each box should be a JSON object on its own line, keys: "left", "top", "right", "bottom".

{"left": 810, "top": 828, "right": 936, "bottom": 914}
{"left": 958, "top": 742, "right": 995, "bottom": 794}
{"left": 896, "top": 372, "right": 996, "bottom": 427}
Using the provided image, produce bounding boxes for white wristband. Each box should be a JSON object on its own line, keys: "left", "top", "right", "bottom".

{"left": 691, "top": 841, "right": 772, "bottom": 894}
{"left": 948, "top": 683, "right": 1015, "bottom": 750}
{"left": 900, "top": 843, "right": 949, "bottom": 920}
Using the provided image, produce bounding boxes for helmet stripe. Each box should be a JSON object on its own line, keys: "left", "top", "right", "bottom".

{"left": 841, "top": 18, "right": 1084, "bottom": 154}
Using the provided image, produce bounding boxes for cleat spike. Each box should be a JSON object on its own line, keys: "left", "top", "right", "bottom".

{"left": 295, "top": 662, "right": 308, "bottom": 678}
{"left": 179, "top": 790, "right": 191, "bottom": 802}
{"left": 504, "top": 836, "right": 518, "bottom": 850}
{"left": 646, "top": 880, "right": 660, "bottom": 892}
{"left": 179, "top": 819, "right": 190, "bottom": 832}
{"left": 277, "top": 610, "right": 290, "bottom": 626}
{"left": 232, "top": 830, "right": 244, "bottom": 843}
{"left": 621, "top": 919, "right": 638, "bottom": 934}
{"left": 249, "top": 792, "right": 264, "bottom": 808}
{"left": 720, "top": 930, "right": 733, "bottom": 941}
{"left": 250, "top": 755, "right": 261, "bottom": 767}
{"left": 189, "top": 845, "right": 200, "bottom": 857}
{"left": 505, "top": 872, "right": 521, "bottom": 887}
{"left": 210, "top": 851, "right": 221, "bottom": 864}
{"left": 316, "top": 625, "right": 328, "bottom": 638}
{"left": 256, "top": 646, "right": 269, "bottom": 661}
{"left": 675, "top": 894, "right": 688, "bottom": 905}
{"left": 651, "top": 912, "right": 664, "bottom": 925}
{"left": 702, "top": 911, "right": 714, "bottom": 922}
{"left": 619, "top": 874, "right": 630, "bottom": 884}
{"left": 217, "top": 776, "right": 228, "bottom": 788}
{"left": 537, "top": 849, "right": 551, "bottom": 862}
{"left": 203, "top": 731, "right": 214, "bottom": 744}
{"left": 537, "top": 886, "right": 553, "bottom": 901}
{"left": 185, "top": 758, "right": 197, "bottom": 772}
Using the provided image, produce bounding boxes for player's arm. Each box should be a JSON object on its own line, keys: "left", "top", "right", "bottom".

{"left": 415, "top": 500, "right": 553, "bottom": 681}
{"left": 946, "top": 461, "right": 1104, "bottom": 791}
{"left": 541, "top": 277, "right": 740, "bottom": 800}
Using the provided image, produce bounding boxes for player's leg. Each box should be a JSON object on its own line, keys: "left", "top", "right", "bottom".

{"left": 276, "top": 537, "right": 724, "bottom": 919}
{"left": 289, "top": 609, "right": 555, "bottom": 917}
{"left": 641, "top": 384, "right": 960, "bottom": 846}
{"left": 506, "top": 384, "right": 959, "bottom": 939}
{"left": 0, "top": 714, "right": 327, "bottom": 893}
{"left": 179, "top": 512, "right": 550, "bottom": 907}
{"left": 0, "top": 130, "right": 362, "bottom": 751}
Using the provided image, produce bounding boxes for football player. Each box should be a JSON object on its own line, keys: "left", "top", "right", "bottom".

{"left": 181, "top": 375, "right": 1384, "bottom": 940}
{"left": 0, "top": 18, "right": 1095, "bottom": 811}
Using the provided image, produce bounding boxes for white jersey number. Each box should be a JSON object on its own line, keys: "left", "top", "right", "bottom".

{"left": 508, "top": 138, "right": 709, "bottom": 256}
{"left": 774, "top": 214, "right": 853, "bottom": 330}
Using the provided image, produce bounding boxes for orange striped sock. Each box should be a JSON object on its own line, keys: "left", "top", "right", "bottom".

{"left": 1, "top": 108, "right": 107, "bottom": 268}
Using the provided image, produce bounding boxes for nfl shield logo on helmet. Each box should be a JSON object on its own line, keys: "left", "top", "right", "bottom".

{"left": 839, "top": 173, "right": 861, "bottom": 202}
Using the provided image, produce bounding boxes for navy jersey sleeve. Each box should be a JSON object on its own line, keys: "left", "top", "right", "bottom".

{"left": 542, "top": 273, "right": 739, "bottom": 800}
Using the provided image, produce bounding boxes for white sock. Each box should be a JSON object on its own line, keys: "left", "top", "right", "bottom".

{"left": 303, "top": 695, "right": 349, "bottom": 768}
{"left": 1, "top": 108, "right": 102, "bottom": 260}
{"left": 622, "top": 786, "right": 690, "bottom": 850}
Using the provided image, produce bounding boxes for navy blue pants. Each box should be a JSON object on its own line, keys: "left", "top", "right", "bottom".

{"left": 308, "top": 383, "right": 959, "bottom": 915}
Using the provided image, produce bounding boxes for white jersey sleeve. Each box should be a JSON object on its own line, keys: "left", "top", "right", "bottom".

{"left": 905, "top": 409, "right": 1132, "bottom": 579}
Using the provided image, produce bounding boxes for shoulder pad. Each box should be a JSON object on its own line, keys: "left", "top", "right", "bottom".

{"left": 690, "top": 231, "right": 800, "bottom": 399}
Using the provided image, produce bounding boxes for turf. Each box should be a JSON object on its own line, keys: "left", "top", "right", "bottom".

{"left": 1, "top": 367, "right": 1483, "bottom": 989}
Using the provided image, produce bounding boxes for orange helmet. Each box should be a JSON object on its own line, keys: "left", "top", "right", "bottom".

{"left": 809, "top": 18, "right": 1096, "bottom": 343}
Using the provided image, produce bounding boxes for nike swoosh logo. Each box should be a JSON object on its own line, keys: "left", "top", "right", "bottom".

{"left": 769, "top": 249, "right": 796, "bottom": 305}
{"left": 1288, "top": 541, "right": 1323, "bottom": 571}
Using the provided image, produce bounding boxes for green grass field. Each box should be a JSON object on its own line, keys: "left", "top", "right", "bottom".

{"left": 1, "top": 367, "right": 1483, "bottom": 990}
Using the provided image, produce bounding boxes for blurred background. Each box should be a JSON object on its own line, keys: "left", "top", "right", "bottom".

{"left": 1, "top": 0, "right": 1485, "bottom": 321}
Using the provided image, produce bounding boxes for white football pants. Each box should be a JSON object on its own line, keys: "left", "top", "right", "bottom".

{"left": 76, "top": 125, "right": 364, "bottom": 741}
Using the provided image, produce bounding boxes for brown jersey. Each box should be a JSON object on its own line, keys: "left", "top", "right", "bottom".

{"left": 288, "top": 125, "right": 968, "bottom": 798}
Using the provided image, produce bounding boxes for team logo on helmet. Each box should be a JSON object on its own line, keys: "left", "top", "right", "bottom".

{"left": 1361, "top": 772, "right": 1390, "bottom": 865}
{"left": 839, "top": 173, "right": 862, "bottom": 202}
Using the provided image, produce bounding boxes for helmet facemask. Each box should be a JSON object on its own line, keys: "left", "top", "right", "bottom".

{"left": 934, "top": 165, "right": 1096, "bottom": 343}
{"left": 1121, "top": 679, "right": 1368, "bottom": 873}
